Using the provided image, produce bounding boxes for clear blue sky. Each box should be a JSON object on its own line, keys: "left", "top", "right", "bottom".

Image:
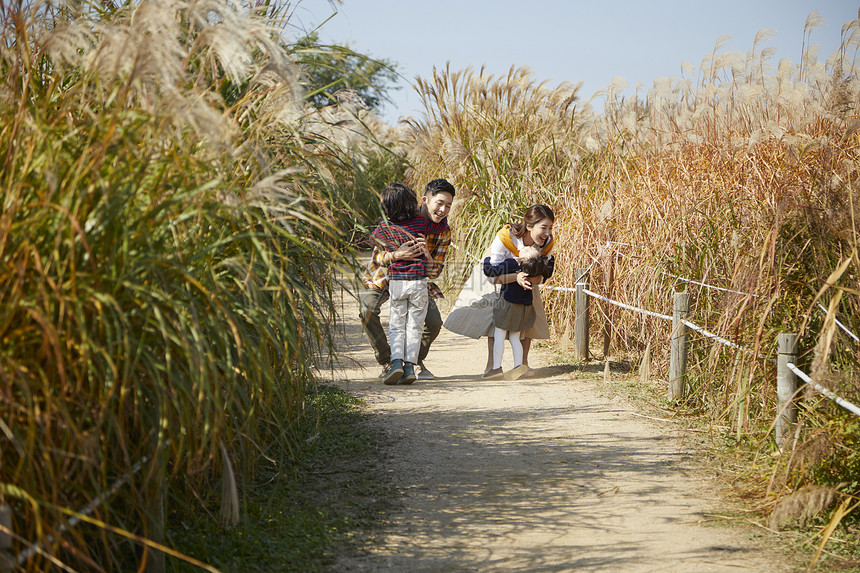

{"left": 293, "top": 1, "right": 858, "bottom": 124}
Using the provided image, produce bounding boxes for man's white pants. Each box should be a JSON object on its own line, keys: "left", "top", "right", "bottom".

{"left": 388, "top": 278, "right": 428, "bottom": 364}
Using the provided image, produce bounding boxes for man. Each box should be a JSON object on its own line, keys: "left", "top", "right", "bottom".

{"left": 359, "top": 178, "right": 455, "bottom": 380}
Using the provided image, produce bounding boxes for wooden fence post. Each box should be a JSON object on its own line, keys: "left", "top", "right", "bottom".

{"left": 0, "top": 503, "right": 12, "bottom": 573}
{"left": 602, "top": 182, "right": 616, "bottom": 358}
{"left": 574, "top": 268, "right": 589, "bottom": 360}
{"left": 776, "top": 333, "right": 798, "bottom": 448}
{"left": 669, "top": 292, "right": 691, "bottom": 400}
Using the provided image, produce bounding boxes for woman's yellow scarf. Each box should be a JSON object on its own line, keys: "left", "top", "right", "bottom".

{"left": 496, "top": 224, "right": 554, "bottom": 256}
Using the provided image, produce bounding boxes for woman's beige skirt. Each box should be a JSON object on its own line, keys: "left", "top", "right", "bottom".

{"left": 493, "top": 298, "right": 537, "bottom": 333}
{"left": 522, "top": 286, "right": 550, "bottom": 339}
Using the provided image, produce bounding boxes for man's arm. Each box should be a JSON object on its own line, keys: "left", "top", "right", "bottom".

{"left": 362, "top": 246, "right": 388, "bottom": 291}
{"left": 370, "top": 246, "right": 387, "bottom": 266}
{"left": 425, "top": 228, "right": 451, "bottom": 280}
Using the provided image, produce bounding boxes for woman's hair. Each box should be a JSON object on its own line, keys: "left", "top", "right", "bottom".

{"left": 380, "top": 182, "right": 418, "bottom": 223}
{"left": 510, "top": 204, "right": 555, "bottom": 239}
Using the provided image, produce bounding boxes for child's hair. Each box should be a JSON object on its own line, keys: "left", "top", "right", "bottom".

{"left": 517, "top": 245, "right": 548, "bottom": 277}
{"left": 380, "top": 182, "right": 418, "bottom": 223}
{"left": 424, "top": 178, "right": 456, "bottom": 198}
{"left": 510, "top": 204, "right": 555, "bottom": 239}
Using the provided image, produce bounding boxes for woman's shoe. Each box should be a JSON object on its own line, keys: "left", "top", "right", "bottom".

{"left": 399, "top": 362, "right": 417, "bottom": 385}
{"left": 505, "top": 364, "right": 530, "bottom": 380}
{"left": 483, "top": 367, "right": 504, "bottom": 380}
{"left": 383, "top": 359, "right": 404, "bottom": 385}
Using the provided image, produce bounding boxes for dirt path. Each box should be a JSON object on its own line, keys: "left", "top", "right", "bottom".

{"left": 323, "top": 286, "right": 798, "bottom": 572}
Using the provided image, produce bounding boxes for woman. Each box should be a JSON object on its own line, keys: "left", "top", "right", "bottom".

{"left": 482, "top": 205, "right": 555, "bottom": 378}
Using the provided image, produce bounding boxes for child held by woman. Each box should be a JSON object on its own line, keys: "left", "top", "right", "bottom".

{"left": 371, "top": 183, "right": 449, "bottom": 385}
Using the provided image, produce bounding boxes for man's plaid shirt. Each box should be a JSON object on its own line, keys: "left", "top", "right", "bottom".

{"left": 362, "top": 225, "right": 451, "bottom": 300}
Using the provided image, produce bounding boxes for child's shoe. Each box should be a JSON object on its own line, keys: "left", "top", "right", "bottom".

{"left": 383, "top": 359, "right": 404, "bottom": 385}
{"left": 399, "top": 362, "right": 417, "bottom": 385}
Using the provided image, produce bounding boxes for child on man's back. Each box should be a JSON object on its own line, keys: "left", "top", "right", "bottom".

{"left": 371, "top": 183, "right": 449, "bottom": 385}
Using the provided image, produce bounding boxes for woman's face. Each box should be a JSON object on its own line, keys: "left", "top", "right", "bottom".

{"left": 526, "top": 217, "right": 554, "bottom": 246}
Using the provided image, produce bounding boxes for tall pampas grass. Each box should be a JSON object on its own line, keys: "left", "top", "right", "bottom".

{"left": 0, "top": 0, "right": 386, "bottom": 569}
{"left": 407, "top": 13, "right": 860, "bottom": 508}
{"left": 406, "top": 64, "right": 593, "bottom": 288}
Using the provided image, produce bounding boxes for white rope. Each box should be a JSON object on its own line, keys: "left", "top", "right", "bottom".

{"left": 542, "top": 285, "right": 576, "bottom": 293}
{"left": 559, "top": 240, "right": 758, "bottom": 299}
{"left": 538, "top": 270, "right": 757, "bottom": 304}
{"left": 787, "top": 363, "right": 860, "bottom": 418}
{"left": 607, "top": 241, "right": 637, "bottom": 248}
{"left": 572, "top": 284, "right": 765, "bottom": 358}
{"left": 574, "top": 241, "right": 609, "bottom": 282}
{"left": 467, "top": 239, "right": 753, "bottom": 300}
{"left": 681, "top": 319, "right": 757, "bottom": 355}
{"left": 595, "top": 241, "right": 759, "bottom": 298}
{"left": 579, "top": 288, "right": 760, "bottom": 356}
{"left": 473, "top": 241, "right": 858, "bottom": 380}
{"left": 818, "top": 302, "right": 860, "bottom": 343}
{"left": 582, "top": 288, "right": 673, "bottom": 321}
{"left": 660, "top": 270, "right": 759, "bottom": 298}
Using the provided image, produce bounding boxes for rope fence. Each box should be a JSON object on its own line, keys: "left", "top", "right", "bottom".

{"left": 679, "top": 319, "right": 758, "bottom": 356}
{"left": 464, "top": 239, "right": 860, "bottom": 346}
{"left": 818, "top": 302, "right": 860, "bottom": 343}
{"left": 657, "top": 269, "right": 760, "bottom": 298}
{"left": 599, "top": 241, "right": 763, "bottom": 298}
{"left": 787, "top": 363, "right": 860, "bottom": 418}
{"left": 454, "top": 240, "right": 860, "bottom": 434}
{"left": 581, "top": 288, "right": 673, "bottom": 321}
{"left": 544, "top": 285, "right": 754, "bottom": 353}
{"left": 591, "top": 242, "right": 860, "bottom": 345}
{"left": 540, "top": 266, "right": 860, "bottom": 446}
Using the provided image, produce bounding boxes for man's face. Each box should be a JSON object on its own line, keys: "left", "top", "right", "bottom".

{"left": 422, "top": 191, "right": 454, "bottom": 223}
